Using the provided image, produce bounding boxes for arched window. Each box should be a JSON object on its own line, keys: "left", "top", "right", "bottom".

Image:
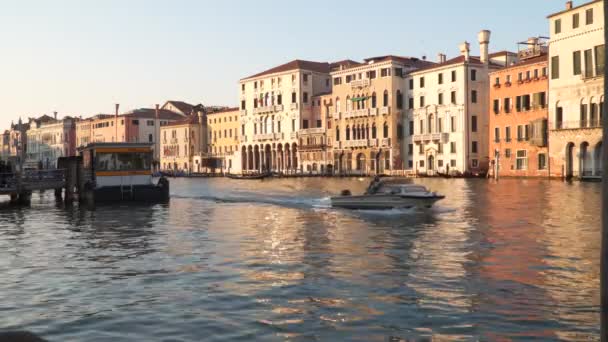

{"left": 352, "top": 126, "right": 356, "bottom": 140}
{"left": 428, "top": 114, "right": 434, "bottom": 133}
{"left": 346, "top": 125, "right": 350, "bottom": 140}
{"left": 383, "top": 90, "right": 389, "bottom": 107}
{"left": 371, "top": 92, "right": 377, "bottom": 108}
{"left": 336, "top": 127, "right": 340, "bottom": 141}
{"left": 355, "top": 94, "right": 360, "bottom": 110}
{"left": 346, "top": 96, "right": 351, "bottom": 111}
{"left": 396, "top": 90, "right": 403, "bottom": 109}
{"left": 336, "top": 97, "right": 341, "bottom": 113}
{"left": 365, "top": 124, "right": 370, "bottom": 139}
{"left": 383, "top": 122, "right": 389, "bottom": 138}
{"left": 372, "top": 124, "right": 377, "bottom": 139}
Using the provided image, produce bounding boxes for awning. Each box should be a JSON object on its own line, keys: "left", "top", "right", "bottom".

{"left": 350, "top": 96, "right": 369, "bottom": 102}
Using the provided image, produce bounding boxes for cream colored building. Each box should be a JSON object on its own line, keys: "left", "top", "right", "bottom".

{"left": 26, "top": 113, "right": 77, "bottom": 169}
{"left": 329, "top": 56, "right": 435, "bottom": 175}
{"left": 205, "top": 108, "right": 240, "bottom": 173}
{"left": 237, "top": 60, "right": 332, "bottom": 174}
{"left": 547, "top": 0, "right": 604, "bottom": 179}
{"left": 406, "top": 31, "right": 517, "bottom": 176}
{"left": 159, "top": 111, "right": 206, "bottom": 173}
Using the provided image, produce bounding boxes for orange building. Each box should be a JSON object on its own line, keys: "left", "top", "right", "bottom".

{"left": 489, "top": 38, "right": 551, "bottom": 177}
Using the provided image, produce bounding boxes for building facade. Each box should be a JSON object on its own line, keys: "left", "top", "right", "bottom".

{"left": 206, "top": 108, "right": 240, "bottom": 173}
{"left": 298, "top": 92, "right": 333, "bottom": 174}
{"left": 329, "top": 56, "right": 435, "bottom": 175}
{"left": 489, "top": 39, "right": 550, "bottom": 177}
{"left": 160, "top": 112, "right": 206, "bottom": 173}
{"left": 237, "top": 60, "right": 332, "bottom": 174}
{"left": 548, "top": 0, "right": 604, "bottom": 179}
{"left": 406, "top": 31, "right": 516, "bottom": 176}
{"left": 26, "top": 114, "right": 77, "bottom": 169}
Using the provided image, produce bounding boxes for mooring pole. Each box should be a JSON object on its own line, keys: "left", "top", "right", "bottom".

{"left": 601, "top": 1, "right": 608, "bottom": 340}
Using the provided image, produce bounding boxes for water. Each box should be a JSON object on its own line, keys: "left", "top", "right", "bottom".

{"left": 0, "top": 178, "right": 601, "bottom": 341}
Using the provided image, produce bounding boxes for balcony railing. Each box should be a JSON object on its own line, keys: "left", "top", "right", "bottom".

{"left": 343, "top": 109, "right": 372, "bottom": 119}
{"left": 381, "top": 138, "right": 391, "bottom": 147}
{"left": 240, "top": 110, "right": 247, "bottom": 116}
{"left": 343, "top": 139, "right": 368, "bottom": 148}
{"left": 351, "top": 79, "right": 370, "bottom": 88}
{"left": 298, "top": 127, "right": 326, "bottom": 136}
{"left": 290, "top": 103, "right": 299, "bottom": 110}
{"left": 253, "top": 132, "right": 283, "bottom": 141}
{"left": 253, "top": 105, "right": 283, "bottom": 114}
{"left": 290, "top": 132, "right": 298, "bottom": 139}
{"left": 239, "top": 136, "right": 247, "bottom": 143}
{"left": 380, "top": 107, "right": 390, "bottom": 115}
{"left": 553, "top": 120, "right": 603, "bottom": 130}
{"left": 412, "top": 133, "right": 449, "bottom": 144}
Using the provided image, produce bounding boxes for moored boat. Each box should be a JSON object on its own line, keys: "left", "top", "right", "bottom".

{"left": 226, "top": 172, "right": 271, "bottom": 180}
{"left": 331, "top": 177, "right": 444, "bottom": 210}
{"left": 79, "top": 143, "right": 170, "bottom": 203}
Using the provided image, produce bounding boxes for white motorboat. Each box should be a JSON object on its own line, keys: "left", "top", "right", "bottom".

{"left": 331, "top": 178, "right": 444, "bottom": 210}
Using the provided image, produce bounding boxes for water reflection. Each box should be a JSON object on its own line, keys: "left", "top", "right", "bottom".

{"left": 0, "top": 178, "right": 601, "bottom": 341}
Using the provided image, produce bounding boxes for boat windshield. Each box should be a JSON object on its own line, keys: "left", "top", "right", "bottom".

{"left": 376, "top": 184, "right": 428, "bottom": 194}
{"left": 95, "top": 152, "right": 152, "bottom": 172}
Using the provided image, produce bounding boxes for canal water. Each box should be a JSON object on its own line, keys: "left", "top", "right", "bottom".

{"left": 0, "top": 178, "right": 601, "bottom": 341}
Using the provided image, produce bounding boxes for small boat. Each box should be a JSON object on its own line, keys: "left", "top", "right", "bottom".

{"left": 79, "top": 142, "right": 170, "bottom": 203}
{"left": 331, "top": 177, "right": 444, "bottom": 210}
{"left": 226, "top": 172, "right": 270, "bottom": 180}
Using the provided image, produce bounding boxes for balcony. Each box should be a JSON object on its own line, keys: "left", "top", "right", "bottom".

{"left": 253, "top": 105, "right": 283, "bottom": 114}
{"left": 553, "top": 120, "right": 602, "bottom": 130}
{"left": 239, "top": 136, "right": 247, "bottom": 143}
{"left": 381, "top": 138, "right": 391, "bottom": 147}
{"left": 290, "top": 132, "right": 298, "bottom": 139}
{"left": 380, "top": 107, "right": 390, "bottom": 115}
{"left": 240, "top": 110, "right": 247, "bottom": 116}
{"left": 412, "top": 133, "right": 449, "bottom": 144}
{"left": 298, "top": 127, "right": 326, "bottom": 136}
{"left": 369, "top": 108, "right": 378, "bottom": 116}
{"left": 369, "top": 139, "right": 378, "bottom": 147}
{"left": 290, "top": 103, "right": 299, "bottom": 110}
{"left": 343, "top": 109, "right": 370, "bottom": 119}
{"left": 343, "top": 139, "right": 368, "bottom": 148}
{"left": 581, "top": 70, "right": 604, "bottom": 81}
{"left": 351, "top": 79, "right": 370, "bottom": 89}
{"left": 254, "top": 132, "right": 283, "bottom": 141}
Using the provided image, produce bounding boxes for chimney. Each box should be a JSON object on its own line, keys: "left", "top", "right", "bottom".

{"left": 437, "top": 53, "right": 447, "bottom": 63}
{"left": 422, "top": 55, "right": 427, "bottom": 61}
{"left": 53, "top": 111, "right": 57, "bottom": 120}
{"left": 115, "top": 103, "right": 120, "bottom": 117}
{"left": 155, "top": 104, "right": 160, "bottom": 119}
{"left": 566, "top": 1, "right": 573, "bottom": 9}
{"left": 478, "top": 30, "right": 491, "bottom": 64}
{"left": 459, "top": 41, "right": 471, "bottom": 62}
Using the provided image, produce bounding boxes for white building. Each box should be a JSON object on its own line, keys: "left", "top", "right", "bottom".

{"left": 26, "top": 113, "right": 77, "bottom": 169}
{"left": 237, "top": 60, "right": 332, "bottom": 173}
{"left": 547, "top": 0, "right": 604, "bottom": 179}
{"left": 405, "top": 31, "right": 517, "bottom": 175}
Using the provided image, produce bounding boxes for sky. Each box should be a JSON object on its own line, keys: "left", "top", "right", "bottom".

{"left": 0, "top": 0, "right": 568, "bottom": 129}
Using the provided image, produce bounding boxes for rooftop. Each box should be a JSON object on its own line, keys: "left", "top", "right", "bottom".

{"left": 241, "top": 59, "right": 330, "bottom": 81}
{"left": 547, "top": 0, "right": 601, "bottom": 18}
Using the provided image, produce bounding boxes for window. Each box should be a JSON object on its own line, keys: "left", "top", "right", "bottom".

{"left": 419, "top": 96, "right": 425, "bottom": 108}
{"left": 471, "top": 115, "right": 477, "bottom": 132}
{"left": 371, "top": 92, "right": 377, "bottom": 108}
{"left": 471, "top": 141, "right": 478, "bottom": 153}
{"left": 334, "top": 77, "right": 342, "bottom": 85}
{"left": 396, "top": 90, "right": 403, "bottom": 109}
{"left": 450, "top": 160, "right": 456, "bottom": 167}
{"left": 555, "top": 19, "right": 561, "bottom": 34}
{"left": 303, "top": 74, "right": 309, "bottom": 83}
{"left": 146, "top": 120, "right": 154, "bottom": 126}
{"left": 335, "top": 127, "right": 340, "bottom": 140}
{"left": 132, "top": 120, "right": 139, "bottom": 125}
{"left": 419, "top": 144, "right": 424, "bottom": 155}
{"left": 394, "top": 68, "right": 403, "bottom": 77}
{"left": 494, "top": 127, "right": 500, "bottom": 142}
{"left": 505, "top": 148, "right": 511, "bottom": 158}
{"left": 573, "top": 13, "right": 580, "bottom": 29}
{"left": 472, "top": 159, "right": 479, "bottom": 168}
{"left": 584, "top": 49, "right": 593, "bottom": 78}
{"left": 586, "top": 8, "right": 594, "bottom": 25}
{"left": 523, "top": 94, "right": 531, "bottom": 111}
{"left": 438, "top": 93, "right": 444, "bottom": 105}
{"left": 408, "top": 97, "right": 414, "bottom": 109}
{"left": 516, "top": 150, "right": 528, "bottom": 170}
{"left": 291, "top": 92, "right": 297, "bottom": 103}
{"left": 241, "top": 100, "right": 246, "bottom": 110}
{"left": 380, "top": 68, "right": 391, "bottom": 77}
{"left": 408, "top": 144, "right": 413, "bottom": 155}
{"left": 277, "top": 94, "right": 282, "bottom": 105}
{"left": 451, "top": 91, "right": 456, "bottom": 104}
{"left": 148, "top": 134, "right": 153, "bottom": 143}
{"left": 409, "top": 121, "right": 414, "bottom": 135}
{"left": 471, "top": 69, "right": 477, "bottom": 81}
{"left": 493, "top": 99, "right": 500, "bottom": 114}
{"left": 383, "top": 123, "right": 389, "bottom": 138}
{"left": 302, "top": 119, "right": 309, "bottom": 129}
{"left": 551, "top": 56, "right": 560, "bottom": 79}
{"left": 419, "top": 120, "right": 424, "bottom": 134}
{"left": 419, "top": 160, "right": 425, "bottom": 167}
{"left": 241, "top": 84, "right": 245, "bottom": 92}
{"left": 517, "top": 125, "right": 524, "bottom": 141}
{"left": 450, "top": 117, "right": 456, "bottom": 132}
{"left": 303, "top": 92, "right": 309, "bottom": 103}
{"left": 345, "top": 75, "right": 353, "bottom": 83}
{"left": 241, "top": 124, "right": 245, "bottom": 136}
{"left": 438, "top": 143, "right": 443, "bottom": 154}
{"left": 450, "top": 142, "right": 456, "bottom": 153}
{"left": 505, "top": 126, "right": 512, "bottom": 142}
{"left": 292, "top": 119, "right": 295, "bottom": 131}
{"left": 438, "top": 73, "right": 443, "bottom": 84}
{"left": 516, "top": 96, "right": 522, "bottom": 112}
{"left": 495, "top": 77, "right": 500, "bottom": 85}
{"left": 506, "top": 75, "right": 512, "bottom": 83}
{"left": 409, "top": 79, "right": 414, "bottom": 90}
{"left": 254, "top": 81, "right": 258, "bottom": 89}
{"left": 419, "top": 77, "right": 425, "bottom": 88}
{"left": 595, "top": 44, "right": 605, "bottom": 75}
{"left": 438, "top": 118, "right": 443, "bottom": 132}
{"left": 471, "top": 90, "right": 477, "bottom": 103}
{"left": 542, "top": 67, "right": 547, "bottom": 77}
{"left": 518, "top": 72, "right": 523, "bottom": 82}
{"left": 451, "top": 70, "right": 456, "bottom": 82}
{"left": 538, "top": 153, "right": 547, "bottom": 170}
{"left": 367, "top": 70, "right": 377, "bottom": 79}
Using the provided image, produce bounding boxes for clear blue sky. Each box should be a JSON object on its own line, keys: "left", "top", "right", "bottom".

{"left": 0, "top": 0, "right": 567, "bottom": 129}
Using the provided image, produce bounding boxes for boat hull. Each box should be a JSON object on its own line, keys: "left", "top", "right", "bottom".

{"left": 92, "top": 184, "right": 169, "bottom": 203}
{"left": 330, "top": 194, "right": 444, "bottom": 210}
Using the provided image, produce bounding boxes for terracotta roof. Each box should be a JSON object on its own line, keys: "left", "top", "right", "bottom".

{"left": 411, "top": 55, "right": 503, "bottom": 73}
{"left": 206, "top": 107, "right": 240, "bottom": 115}
{"left": 489, "top": 50, "right": 516, "bottom": 58}
{"left": 330, "top": 59, "right": 362, "bottom": 70}
{"left": 336, "top": 56, "right": 436, "bottom": 72}
{"left": 124, "top": 108, "right": 185, "bottom": 121}
{"left": 163, "top": 100, "right": 195, "bottom": 115}
{"left": 241, "top": 59, "right": 330, "bottom": 80}
{"left": 547, "top": 0, "right": 601, "bottom": 18}
{"left": 489, "top": 54, "right": 548, "bottom": 74}
{"left": 162, "top": 115, "right": 201, "bottom": 127}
